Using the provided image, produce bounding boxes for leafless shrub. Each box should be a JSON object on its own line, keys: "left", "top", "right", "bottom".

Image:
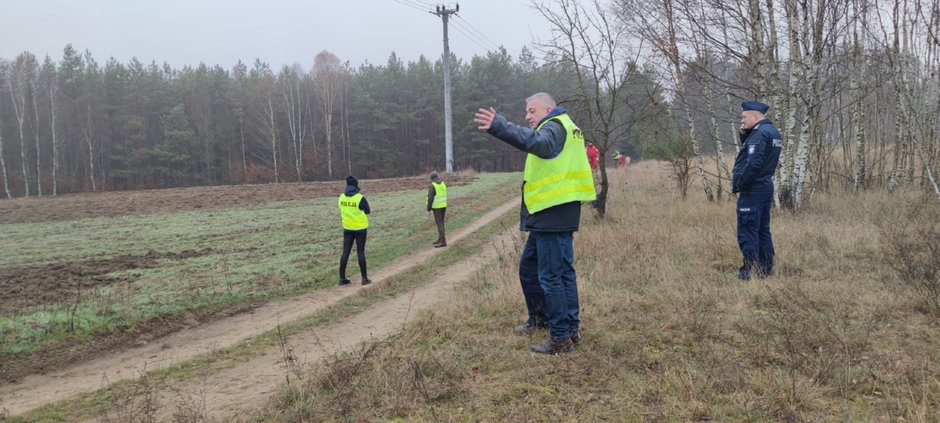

{"left": 739, "top": 283, "right": 876, "bottom": 420}
{"left": 98, "top": 370, "right": 158, "bottom": 423}
{"left": 878, "top": 200, "right": 940, "bottom": 313}
{"left": 170, "top": 369, "right": 213, "bottom": 423}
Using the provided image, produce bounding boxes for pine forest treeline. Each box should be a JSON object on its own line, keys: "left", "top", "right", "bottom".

{"left": 1, "top": 0, "right": 939, "bottom": 207}
{"left": 0, "top": 46, "right": 587, "bottom": 197}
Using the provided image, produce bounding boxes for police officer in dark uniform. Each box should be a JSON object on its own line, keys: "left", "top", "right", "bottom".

{"left": 732, "top": 101, "right": 782, "bottom": 280}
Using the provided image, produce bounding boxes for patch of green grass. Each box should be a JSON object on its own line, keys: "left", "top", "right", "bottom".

{"left": 11, "top": 196, "right": 519, "bottom": 423}
{"left": 0, "top": 173, "right": 519, "bottom": 367}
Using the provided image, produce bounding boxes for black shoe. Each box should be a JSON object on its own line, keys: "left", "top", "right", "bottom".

{"left": 570, "top": 331, "right": 581, "bottom": 346}
{"left": 513, "top": 321, "right": 545, "bottom": 335}
{"left": 361, "top": 279, "right": 372, "bottom": 286}
{"left": 434, "top": 242, "right": 447, "bottom": 248}
{"left": 338, "top": 278, "right": 351, "bottom": 286}
{"left": 530, "top": 337, "right": 574, "bottom": 354}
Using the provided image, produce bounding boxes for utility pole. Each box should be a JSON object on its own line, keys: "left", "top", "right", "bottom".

{"left": 432, "top": 3, "right": 458, "bottom": 174}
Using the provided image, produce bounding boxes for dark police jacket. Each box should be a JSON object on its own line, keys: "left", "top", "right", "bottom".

{"left": 487, "top": 106, "right": 582, "bottom": 233}
{"left": 732, "top": 118, "right": 782, "bottom": 194}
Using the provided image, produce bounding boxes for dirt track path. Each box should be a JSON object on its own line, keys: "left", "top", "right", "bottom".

{"left": 0, "top": 199, "right": 518, "bottom": 419}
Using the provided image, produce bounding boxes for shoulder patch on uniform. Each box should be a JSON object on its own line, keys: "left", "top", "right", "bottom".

{"left": 773, "top": 138, "right": 782, "bottom": 147}
{"left": 747, "top": 144, "right": 756, "bottom": 155}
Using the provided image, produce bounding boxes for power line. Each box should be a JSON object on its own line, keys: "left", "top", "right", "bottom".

{"left": 454, "top": 15, "right": 501, "bottom": 51}
{"left": 451, "top": 18, "right": 499, "bottom": 52}
{"left": 450, "top": 22, "right": 494, "bottom": 51}
{"left": 405, "top": 0, "right": 434, "bottom": 7}
{"left": 392, "top": 0, "right": 428, "bottom": 13}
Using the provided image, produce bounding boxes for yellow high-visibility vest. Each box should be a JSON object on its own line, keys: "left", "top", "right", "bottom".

{"left": 338, "top": 193, "right": 368, "bottom": 230}
{"left": 429, "top": 181, "right": 447, "bottom": 209}
{"left": 523, "top": 113, "right": 596, "bottom": 213}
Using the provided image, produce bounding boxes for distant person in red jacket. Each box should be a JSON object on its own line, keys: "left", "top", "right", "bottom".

{"left": 585, "top": 142, "right": 599, "bottom": 171}
{"left": 613, "top": 150, "right": 627, "bottom": 168}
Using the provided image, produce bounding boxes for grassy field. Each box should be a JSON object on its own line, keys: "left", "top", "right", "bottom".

{"left": 0, "top": 172, "right": 520, "bottom": 380}
{"left": 254, "top": 162, "right": 940, "bottom": 422}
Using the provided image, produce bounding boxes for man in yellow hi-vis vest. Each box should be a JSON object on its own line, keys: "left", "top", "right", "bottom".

{"left": 474, "top": 92, "right": 596, "bottom": 355}
{"left": 426, "top": 171, "right": 448, "bottom": 247}
{"left": 338, "top": 176, "right": 371, "bottom": 286}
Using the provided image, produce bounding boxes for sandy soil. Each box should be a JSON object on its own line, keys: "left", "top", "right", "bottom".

{"left": 0, "top": 197, "right": 518, "bottom": 420}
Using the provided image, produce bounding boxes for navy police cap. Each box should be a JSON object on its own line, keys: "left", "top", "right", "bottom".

{"left": 741, "top": 101, "right": 769, "bottom": 114}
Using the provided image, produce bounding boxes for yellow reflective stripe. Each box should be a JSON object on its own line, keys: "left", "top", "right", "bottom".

{"left": 524, "top": 184, "right": 596, "bottom": 208}
{"left": 344, "top": 216, "right": 368, "bottom": 228}
{"left": 524, "top": 170, "right": 593, "bottom": 194}
{"left": 433, "top": 195, "right": 447, "bottom": 206}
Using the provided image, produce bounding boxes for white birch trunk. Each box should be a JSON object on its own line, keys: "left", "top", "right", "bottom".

{"left": 81, "top": 104, "right": 97, "bottom": 192}
{"left": 790, "top": 61, "right": 821, "bottom": 209}
{"left": 324, "top": 109, "right": 333, "bottom": 180}
{"left": 7, "top": 73, "right": 30, "bottom": 196}
{"left": 776, "top": 0, "right": 802, "bottom": 205}
{"left": 706, "top": 94, "right": 729, "bottom": 200}
{"left": 263, "top": 97, "right": 279, "bottom": 183}
{"left": 49, "top": 84, "right": 58, "bottom": 196}
{"left": 0, "top": 111, "right": 10, "bottom": 198}
{"left": 851, "top": 72, "right": 867, "bottom": 191}
{"left": 31, "top": 82, "right": 43, "bottom": 196}
{"left": 282, "top": 78, "right": 306, "bottom": 182}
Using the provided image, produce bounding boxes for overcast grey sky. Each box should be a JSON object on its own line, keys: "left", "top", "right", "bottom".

{"left": 2, "top": 0, "right": 553, "bottom": 70}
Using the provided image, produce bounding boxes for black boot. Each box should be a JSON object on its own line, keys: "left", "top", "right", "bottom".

{"left": 530, "top": 337, "right": 574, "bottom": 354}
{"left": 513, "top": 321, "right": 546, "bottom": 335}
{"left": 570, "top": 330, "right": 581, "bottom": 346}
{"left": 338, "top": 278, "right": 351, "bottom": 286}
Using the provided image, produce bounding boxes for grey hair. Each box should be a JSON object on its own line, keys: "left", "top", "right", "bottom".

{"left": 526, "top": 92, "right": 556, "bottom": 109}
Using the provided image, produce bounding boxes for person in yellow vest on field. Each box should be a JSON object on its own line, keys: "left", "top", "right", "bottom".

{"left": 338, "top": 176, "right": 371, "bottom": 286}
{"left": 474, "top": 92, "right": 596, "bottom": 355}
{"left": 426, "top": 171, "right": 448, "bottom": 247}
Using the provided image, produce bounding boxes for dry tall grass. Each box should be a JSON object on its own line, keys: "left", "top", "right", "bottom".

{"left": 255, "top": 162, "right": 940, "bottom": 422}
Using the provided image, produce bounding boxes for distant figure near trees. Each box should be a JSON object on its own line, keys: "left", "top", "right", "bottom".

{"left": 612, "top": 150, "right": 627, "bottom": 168}
{"left": 338, "top": 176, "right": 371, "bottom": 286}
{"left": 426, "top": 171, "right": 448, "bottom": 248}
{"left": 586, "top": 142, "right": 600, "bottom": 171}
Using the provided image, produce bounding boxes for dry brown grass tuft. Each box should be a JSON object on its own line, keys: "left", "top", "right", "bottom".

{"left": 256, "top": 162, "right": 940, "bottom": 422}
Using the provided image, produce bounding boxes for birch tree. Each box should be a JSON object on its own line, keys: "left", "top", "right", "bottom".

{"left": 0, "top": 59, "right": 10, "bottom": 198}
{"left": 533, "top": 0, "right": 653, "bottom": 216}
{"left": 313, "top": 51, "right": 345, "bottom": 180}
{"left": 251, "top": 63, "right": 279, "bottom": 183}
{"left": 7, "top": 53, "right": 36, "bottom": 196}
{"left": 623, "top": 0, "right": 715, "bottom": 201}
{"left": 278, "top": 64, "right": 311, "bottom": 182}
{"left": 43, "top": 57, "right": 60, "bottom": 196}
{"left": 850, "top": 0, "right": 868, "bottom": 191}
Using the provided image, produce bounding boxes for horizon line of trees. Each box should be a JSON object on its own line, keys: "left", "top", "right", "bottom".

{"left": 2, "top": 44, "right": 653, "bottom": 199}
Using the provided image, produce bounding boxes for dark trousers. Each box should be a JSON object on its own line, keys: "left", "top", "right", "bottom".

{"left": 433, "top": 208, "right": 446, "bottom": 242}
{"left": 531, "top": 231, "right": 580, "bottom": 340}
{"left": 736, "top": 191, "right": 774, "bottom": 279}
{"left": 339, "top": 229, "right": 367, "bottom": 280}
{"left": 519, "top": 234, "right": 548, "bottom": 327}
